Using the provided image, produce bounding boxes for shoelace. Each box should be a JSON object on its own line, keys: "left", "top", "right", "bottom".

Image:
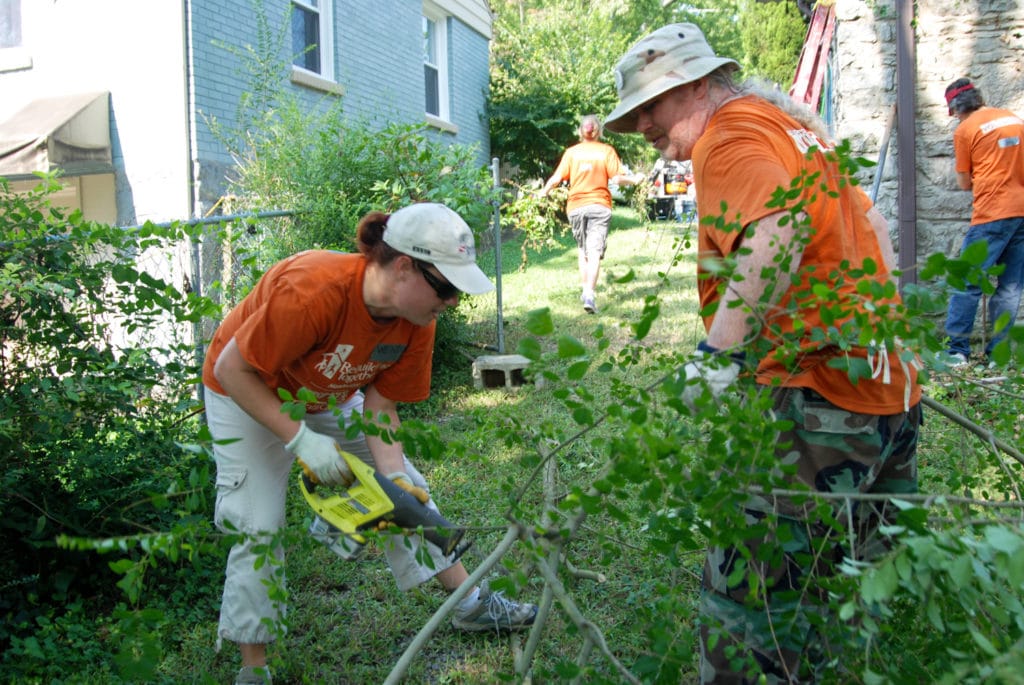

{"left": 483, "top": 590, "right": 519, "bottom": 626}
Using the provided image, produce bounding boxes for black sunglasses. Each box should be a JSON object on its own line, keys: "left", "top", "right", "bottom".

{"left": 414, "top": 260, "right": 460, "bottom": 300}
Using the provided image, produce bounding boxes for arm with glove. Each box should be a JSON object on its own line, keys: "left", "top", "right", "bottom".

{"left": 680, "top": 210, "right": 805, "bottom": 410}
{"left": 363, "top": 383, "right": 429, "bottom": 504}
{"left": 213, "top": 337, "right": 354, "bottom": 485}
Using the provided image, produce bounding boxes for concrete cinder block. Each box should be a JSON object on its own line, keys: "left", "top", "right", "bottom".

{"left": 471, "top": 354, "right": 538, "bottom": 390}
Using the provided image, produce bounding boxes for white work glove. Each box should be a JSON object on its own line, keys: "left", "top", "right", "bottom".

{"left": 676, "top": 341, "right": 744, "bottom": 413}
{"left": 286, "top": 421, "right": 354, "bottom": 486}
{"left": 387, "top": 471, "right": 430, "bottom": 505}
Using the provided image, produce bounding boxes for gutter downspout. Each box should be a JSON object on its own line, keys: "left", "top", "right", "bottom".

{"left": 182, "top": 0, "right": 206, "bottom": 395}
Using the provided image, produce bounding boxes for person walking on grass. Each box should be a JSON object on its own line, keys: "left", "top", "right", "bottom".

{"left": 605, "top": 23, "right": 922, "bottom": 683}
{"left": 942, "top": 77, "right": 1024, "bottom": 367}
{"left": 541, "top": 114, "right": 642, "bottom": 314}
{"left": 203, "top": 203, "right": 537, "bottom": 685}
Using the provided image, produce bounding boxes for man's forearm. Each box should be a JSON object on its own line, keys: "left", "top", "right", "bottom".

{"left": 705, "top": 212, "right": 804, "bottom": 351}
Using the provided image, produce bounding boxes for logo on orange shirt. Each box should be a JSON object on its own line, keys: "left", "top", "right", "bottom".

{"left": 315, "top": 344, "right": 354, "bottom": 379}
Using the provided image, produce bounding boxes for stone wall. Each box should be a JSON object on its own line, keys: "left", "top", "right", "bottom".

{"left": 834, "top": 0, "right": 1024, "bottom": 267}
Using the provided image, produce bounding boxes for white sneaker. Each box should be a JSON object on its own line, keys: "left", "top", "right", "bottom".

{"left": 452, "top": 581, "right": 538, "bottom": 633}
{"left": 947, "top": 352, "right": 970, "bottom": 368}
{"left": 235, "top": 665, "right": 272, "bottom": 685}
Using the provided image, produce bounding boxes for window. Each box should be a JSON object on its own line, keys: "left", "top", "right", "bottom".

{"left": 0, "top": 0, "right": 30, "bottom": 73}
{"left": 0, "top": 0, "right": 21, "bottom": 49}
{"left": 291, "top": 0, "right": 333, "bottom": 78}
{"left": 422, "top": 11, "right": 449, "bottom": 121}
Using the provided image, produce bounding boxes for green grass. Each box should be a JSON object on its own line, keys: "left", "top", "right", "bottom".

{"left": 35, "top": 208, "right": 1024, "bottom": 684}
{"left": 192, "top": 209, "right": 705, "bottom": 684}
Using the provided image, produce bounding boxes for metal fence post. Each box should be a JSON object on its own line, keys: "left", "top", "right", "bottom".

{"left": 491, "top": 157, "right": 505, "bottom": 354}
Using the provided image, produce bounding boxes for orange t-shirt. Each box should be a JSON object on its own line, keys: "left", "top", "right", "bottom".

{"left": 550, "top": 140, "right": 624, "bottom": 213}
{"left": 953, "top": 107, "right": 1024, "bottom": 225}
{"left": 202, "top": 251, "right": 435, "bottom": 412}
{"left": 693, "top": 96, "right": 920, "bottom": 414}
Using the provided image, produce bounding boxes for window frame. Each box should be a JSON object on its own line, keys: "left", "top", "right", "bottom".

{"left": 290, "top": 0, "right": 335, "bottom": 84}
{"left": 422, "top": 6, "right": 450, "bottom": 124}
{"left": 0, "top": 0, "right": 31, "bottom": 73}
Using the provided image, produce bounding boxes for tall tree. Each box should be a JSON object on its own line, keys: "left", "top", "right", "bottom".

{"left": 739, "top": 0, "right": 807, "bottom": 88}
{"left": 488, "top": 1, "right": 633, "bottom": 179}
{"left": 487, "top": 0, "right": 755, "bottom": 180}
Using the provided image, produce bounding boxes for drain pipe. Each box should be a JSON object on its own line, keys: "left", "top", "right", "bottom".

{"left": 181, "top": 0, "right": 205, "bottom": 404}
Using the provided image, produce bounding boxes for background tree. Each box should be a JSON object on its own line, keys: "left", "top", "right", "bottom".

{"left": 739, "top": 0, "right": 808, "bottom": 87}
{"left": 488, "top": 0, "right": 638, "bottom": 179}
{"left": 488, "top": 0, "right": 790, "bottom": 182}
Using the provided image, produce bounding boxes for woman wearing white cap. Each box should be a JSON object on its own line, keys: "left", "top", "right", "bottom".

{"left": 606, "top": 23, "right": 921, "bottom": 684}
{"left": 202, "top": 203, "right": 537, "bottom": 685}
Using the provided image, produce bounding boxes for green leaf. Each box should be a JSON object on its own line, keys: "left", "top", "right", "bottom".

{"left": 968, "top": 625, "right": 999, "bottom": 657}
{"left": 984, "top": 525, "right": 1022, "bottom": 554}
{"left": 572, "top": 407, "right": 594, "bottom": 425}
{"left": 926, "top": 597, "right": 944, "bottom": 632}
{"left": 517, "top": 337, "right": 542, "bottom": 360}
{"left": 962, "top": 239, "right": 990, "bottom": 265}
{"left": 861, "top": 561, "right": 898, "bottom": 603}
{"left": 556, "top": 335, "right": 586, "bottom": 359}
{"left": 566, "top": 360, "right": 590, "bottom": 380}
{"left": 524, "top": 307, "right": 554, "bottom": 336}
{"left": 613, "top": 268, "right": 636, "bottom": 284}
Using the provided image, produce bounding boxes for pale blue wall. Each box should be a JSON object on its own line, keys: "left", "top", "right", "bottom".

{"left": 189, "top": 0, "right": 491, "bottom": 207}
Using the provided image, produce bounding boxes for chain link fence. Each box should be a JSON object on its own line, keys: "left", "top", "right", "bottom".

{"left": 123, "top": 209, "right": 297, "bottom": 384}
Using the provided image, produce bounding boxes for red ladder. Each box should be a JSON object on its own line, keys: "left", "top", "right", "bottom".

{"left": 789, "top": 1, "right": 836, "bottom": 110}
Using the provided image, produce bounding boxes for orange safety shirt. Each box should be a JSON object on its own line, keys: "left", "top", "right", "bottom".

{"left": 953, "top": 107, "right": 1024, "bottom": 225}
{"left": 202, "top": 251, "right": 435, "bottom": 412}
{"left": 693, "top": 96, "right": 920, "bottom": 414}
{"left": 550, "top": 140, "right": 625, "bottom": 213}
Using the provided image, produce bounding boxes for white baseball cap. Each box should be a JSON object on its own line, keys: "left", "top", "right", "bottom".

{"left": 605, "top": 23, "right": 739, "bottom": 133}
{"left": 382, "top": 202, "right": 494, "bottom": 295}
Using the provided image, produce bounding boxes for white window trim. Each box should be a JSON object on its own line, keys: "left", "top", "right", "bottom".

{"left": 425, "top": 113, "right": 458, "bottom": 134}
{"left": 290, "top": 67, "right": 343, "bottom": 95}
{"left": 0, "top": 46, "right": 31, "bottom": 73}
{"left": 291, "top": 0, "right": 335, "bottom": 83}
{"left": 423, "top": 5, "right": 450, "bottom": 123}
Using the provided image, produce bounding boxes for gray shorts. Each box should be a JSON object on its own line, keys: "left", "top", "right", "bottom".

{"left": 569, "top": 205, "right": 612, "bottom": 259}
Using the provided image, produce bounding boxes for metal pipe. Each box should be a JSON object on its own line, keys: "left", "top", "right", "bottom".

{"left": 122, "top": 208, "right": 295, "bottom": 232}
{"left": 491, "top": 157, "right": 505, "bottom": 354}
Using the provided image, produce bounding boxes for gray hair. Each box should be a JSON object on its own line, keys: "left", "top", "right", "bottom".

{"left": 707, "top": 65, "right": 832, "bottom": 142}
{"left": 945, "top": 78, "right": 985, "bottom": 116}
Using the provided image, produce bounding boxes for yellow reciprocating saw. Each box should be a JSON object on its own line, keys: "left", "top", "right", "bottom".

{"left": 299, "top": 449, "right": 470, "bottom": 562}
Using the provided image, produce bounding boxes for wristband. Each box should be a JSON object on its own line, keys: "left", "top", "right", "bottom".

{"left": 697, "top": 339, "right": 747, "bottom": 364}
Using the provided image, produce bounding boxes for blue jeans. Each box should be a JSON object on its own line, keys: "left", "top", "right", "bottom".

{"left": 945, "top": 216, "right": 1024, "bottom": 357}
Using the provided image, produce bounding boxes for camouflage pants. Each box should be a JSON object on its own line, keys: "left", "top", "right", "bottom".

{"left": 699, "top": 387, "right": 921, "bottom": 684}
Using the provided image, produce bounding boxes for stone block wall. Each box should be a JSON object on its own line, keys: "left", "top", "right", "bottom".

{"left": 834, "top": 0, "right": 1024, "bottom": 266}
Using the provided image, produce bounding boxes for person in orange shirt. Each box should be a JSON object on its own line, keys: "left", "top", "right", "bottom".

{"left": 203, "top": 203, "right": 537, "bottom": 685}
{"left": 942, "top": 78, "right": 1024, "bottom": 366}
{"left": 541, "top": 114, "right": 641, "bottom": 313}
{"left": 605, "top": 23, "right": 922, "bottom": 683}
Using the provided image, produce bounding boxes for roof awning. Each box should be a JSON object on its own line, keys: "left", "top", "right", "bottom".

{"left": 0, "top": 92, "right": 112, "bottom": 180}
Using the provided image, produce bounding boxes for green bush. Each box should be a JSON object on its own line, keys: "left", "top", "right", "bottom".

{"left": 0, "top": 176, "right": 222, "bottom": 679}
{"left": 228, "top": 104, "right": 499, "bottom": 261}
{"left": 221, "top": 97, "right": 504, "bottom": 397}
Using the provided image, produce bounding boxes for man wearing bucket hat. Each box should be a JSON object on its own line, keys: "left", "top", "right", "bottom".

{"left": 941, "top": 78, "right": 1024, "bottom": 367}
{"left": 203, "top": 203, "right": 537, "bottom": 685}
{"left": 607, "top": 24, "right": 922, "bottom": 683}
